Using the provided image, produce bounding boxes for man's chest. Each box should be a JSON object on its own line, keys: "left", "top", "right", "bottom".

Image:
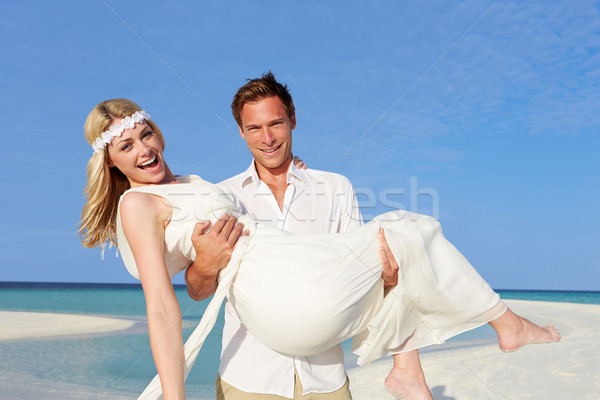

{"left": 240, "top": 184, "right": 339, "bottom": 233}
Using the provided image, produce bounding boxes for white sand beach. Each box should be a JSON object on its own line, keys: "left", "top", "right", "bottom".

{"left": 348, "top": 299, "right": 600, "bottom": 400}
{"left": 1, "top": 300, "right": 598, "bottom": 399}
{"left": 0, "top": 311, "right": 136, "bottom": 340}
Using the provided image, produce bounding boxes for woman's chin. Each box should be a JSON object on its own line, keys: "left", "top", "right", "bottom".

{"left": 129, "top": 170, "right": 165, "bottom": 187}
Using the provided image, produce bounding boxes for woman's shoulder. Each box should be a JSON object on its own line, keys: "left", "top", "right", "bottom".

{"left": 121, "top": 175, "right": 211, "bottom": 197}
{"left": 118, "top": 175, "right": 224, "bottom": 215}
{"left": 120, "top": 189, "right": 158, "bottom": 205}
{"left": 119, "top": 190, "right": 164, "bottom": 220}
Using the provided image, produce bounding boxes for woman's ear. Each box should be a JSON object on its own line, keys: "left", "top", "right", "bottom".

{"left": 106, "top": 157, "right": 114, "bottom": 167}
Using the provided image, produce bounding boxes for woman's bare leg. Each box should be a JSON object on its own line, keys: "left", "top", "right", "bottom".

{"left": 383, "top": 307, "right": 559, "bottom": 399}
{"left": 384, "top": 349, "right": 432, "bottom": 400}
{"left": 489, "top": 307, "right": 561, "bottom": 352}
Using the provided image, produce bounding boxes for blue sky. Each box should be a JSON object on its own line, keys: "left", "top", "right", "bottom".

{"left": 1, "top": 0, "right": 598, "bottom": 290}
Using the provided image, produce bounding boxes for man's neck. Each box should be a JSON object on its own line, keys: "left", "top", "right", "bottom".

{"left": 255, "top": 157, "right": 292, "bottom": 210}
{"left": 255, "top": 157, "right": 292, "bottom": 187}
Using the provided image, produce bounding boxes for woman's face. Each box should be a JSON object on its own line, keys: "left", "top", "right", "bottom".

{"left": 105, "top": 119, "right": 167, "bottom": 187}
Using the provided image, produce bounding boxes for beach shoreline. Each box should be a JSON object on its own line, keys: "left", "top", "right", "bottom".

{"left": 347, "top": 299, "right": 600, "bottom": 399}
{"left": 1, "top": 299, "right": 598, "bottom": 399}
{"left": 0, "top": 311, "right": 139, "bottom": 341}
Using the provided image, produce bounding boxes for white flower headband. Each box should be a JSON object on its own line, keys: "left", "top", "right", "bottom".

{"left": 92, "top": 110, "right": 151, "bottom": 154}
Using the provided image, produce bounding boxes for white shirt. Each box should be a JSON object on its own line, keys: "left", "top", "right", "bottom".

{"left": 217, "top": 161, "right": 363, "bottom": 398}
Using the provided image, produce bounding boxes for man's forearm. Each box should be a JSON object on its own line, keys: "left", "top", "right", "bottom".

{"left": 185, "top": 262, "right": 219, "bottom": 301}
{"left": 186, "top": 216, "right": 246, "bottom": 301}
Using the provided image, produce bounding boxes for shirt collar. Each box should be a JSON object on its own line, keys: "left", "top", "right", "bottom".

{"left": 240, "top": 159, "right": 306, "bottom": 188}
{"left": 239, "top": 160, "right": 261, "bottom": 188}
{"left": 287, "top": 160, "right": 306, "bottom": 184}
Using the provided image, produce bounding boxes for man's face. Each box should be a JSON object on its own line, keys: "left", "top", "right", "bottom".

{"left": 239, "top": 96, "right": 295, "bottom": 175}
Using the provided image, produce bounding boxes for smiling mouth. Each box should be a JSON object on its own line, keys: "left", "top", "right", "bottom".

{"left": 261, "top": 144, "right": 282, "bottom": 154}
{"left": 138, "top": 155, "right": 159, "bottom": 170}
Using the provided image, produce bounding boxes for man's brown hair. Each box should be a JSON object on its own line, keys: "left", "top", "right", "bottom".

{"left": 231, "top": 71, "right": 295, "bottom": 127}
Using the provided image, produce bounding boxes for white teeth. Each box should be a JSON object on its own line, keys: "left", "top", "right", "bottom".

{"left": 262, "top": 145, "right": 280, "bottom": 153}
{"left": 139, "top": 155, "right": 156, "bottom": 167}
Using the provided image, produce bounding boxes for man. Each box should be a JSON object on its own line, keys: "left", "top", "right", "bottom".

{"left": 186, "top": 72, "right": 399, "bottom": 400}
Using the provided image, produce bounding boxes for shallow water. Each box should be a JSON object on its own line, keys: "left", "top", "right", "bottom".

{"left": 1, "top": 282, "right": 598, "bottom": 399}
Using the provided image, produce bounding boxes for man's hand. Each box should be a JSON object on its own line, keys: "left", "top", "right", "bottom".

{"left": 185, "top": 214, "right": 248, "bottom": 301}
{"left": 378, "top": 228, "right": 399, "bottom": 296}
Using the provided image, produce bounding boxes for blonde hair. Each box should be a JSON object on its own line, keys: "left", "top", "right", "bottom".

{"left": 79, "top": 99, "right": 165, "bottom": 248}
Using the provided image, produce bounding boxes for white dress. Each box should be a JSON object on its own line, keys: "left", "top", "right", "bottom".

{"left": 116, "top": 175, "right": 506, "bottom": 400}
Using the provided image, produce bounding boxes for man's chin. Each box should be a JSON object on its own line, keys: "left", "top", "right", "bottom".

{"left": 255, "top": 158, "right": 291, "bottom": 171}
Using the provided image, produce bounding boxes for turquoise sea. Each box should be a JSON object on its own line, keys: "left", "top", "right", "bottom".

{"left": 1, "top": 282, "right": 599, "bottom": 400}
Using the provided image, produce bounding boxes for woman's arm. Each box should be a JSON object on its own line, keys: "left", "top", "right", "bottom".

{"left": 120, "top": 192, "right": 185, "bottom": 400}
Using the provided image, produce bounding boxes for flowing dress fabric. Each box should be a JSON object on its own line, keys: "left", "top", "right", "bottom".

{"left": 116, "top": 177, "right": 505, "bottom": 400}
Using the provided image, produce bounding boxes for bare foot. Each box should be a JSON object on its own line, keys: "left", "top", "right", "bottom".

{"left": 492, "top": 309, "right": 561, "bottom": 352}
{"left": 384, "top": 366, "right": 433, "bottom": 400}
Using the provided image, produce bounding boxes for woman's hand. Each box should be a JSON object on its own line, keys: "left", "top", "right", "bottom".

{"left": 293, "top": 154, "right": 307, "bottom": 169}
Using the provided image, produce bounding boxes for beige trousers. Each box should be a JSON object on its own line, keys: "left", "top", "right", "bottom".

{"left": 216, "top": 370, "right": 352, "bottom": 400}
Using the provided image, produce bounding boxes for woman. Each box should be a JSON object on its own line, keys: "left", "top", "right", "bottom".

{"left": 79, "top": 99, "right": 560, "bottom": 400}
